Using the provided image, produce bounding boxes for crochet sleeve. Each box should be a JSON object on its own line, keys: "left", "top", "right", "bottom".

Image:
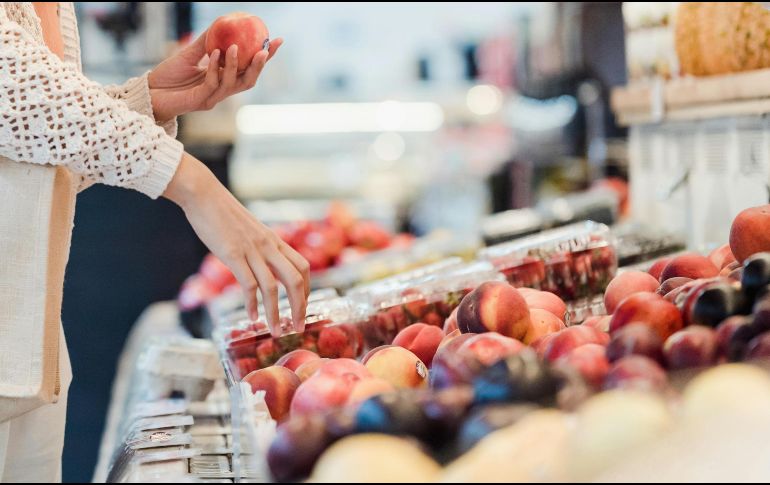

{"left": 0, "top": 11, "right": 184, "bottom": 199}
{"left": 104, "top": 73, "right": 179, "bottom": 138}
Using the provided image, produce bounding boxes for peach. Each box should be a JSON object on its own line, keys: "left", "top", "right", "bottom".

{"left": 719, "top": 260, "right": 741, "bottom": 277}
{"left": 392, "top": 323, "right": 445, "bottom": 367}
{"left": 541, "top": 326, "right": 610, "bottom": 362}
{"left": 205, "top": 13, "right": 270, "bottom": 71}
{"left": 275, "top": 349, "right": 320, "bottom": 372}
{"left": 295, "top": 358, "right": 329, "bottom": 382}
{"left": 663, "top": 326, "right": 719, "bottom": 370}
{"left": 656, "top": 277, "right": 693, "bottom": 297}
{"left": 457, "top": 281, "right": 531, "bottom": 340}
{"left": 609, "top": 292, "right": 684, "bottom": 341}
{"left": 603, "top": 355, "right": 668, "bottom": 392}
{"left": 318, "top": 358, "right": 372, "bottom": 380}
{"left": 648, "top": 257, "right": 672, "bottom": 281}
{"left": 364, "top": 346, "right": 428, "bottom": 389}
{"left": 555, "top": 343, "right": 610, "bottom": 389}
{"left": 443, "top": 308, "right": 459, "bottom": 335}
{"left": 291, "top": 372, "right": 360, "bottom": 416}
{"left": 603, "top": 271, "right": 660, "bottom": 314}
{"left": 243, "top": 366, "right": 301, "bottom": 421}
{"left": 708, "top": 243, "right": 736, "bottom": 269}
{"left": 346, "top": 378, "right": 396, "bottom": 406}
{"left": 606, "top": 323, "right": 664, "bottom": 364}
{"left": 730, "top": 204, "right": 770, "bottom": 263}
{"left": 582, "top": 315, "right": 611, "bottom": 332}
{"left": 523, "top": 308, "right": 566, "bottom": 345}
{"left": 458, "top": 333, "right": 524, "bottom": 367}
{"left": 521, "top": 290, "right": 567, "bottom": 321}
{"left": 659, "top": 253, "right": 719, "bottom": 281}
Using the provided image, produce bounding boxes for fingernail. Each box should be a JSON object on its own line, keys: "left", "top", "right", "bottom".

{"left": 295, "top": 318, "right": 306, "bottom": 333}
{"left": 231, "top": 45, "right": 238, "bottom": 56}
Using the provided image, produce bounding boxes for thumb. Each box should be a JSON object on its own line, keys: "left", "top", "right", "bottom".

{"left": 180, "top": 30, "right": 209, "bottom": 63}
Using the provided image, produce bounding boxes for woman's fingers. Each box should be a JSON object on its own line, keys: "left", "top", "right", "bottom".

{"left": 213, "top": 44, "right": 239, "bottom": 99}
{"left": 246, "top": 250, "right": 281, "bottom": 336}
{"left": 278, "top": 240, "right": 311, "bottom": 297}
{"left": 266, "top": 247, "right": 308, "bottom": 332}
{"left": 230, "top": 260, "right": 260, "bottom": 322}
{"left": 267, "top": 38, "right": 283, "bottom": 61}
{"left": 236, "top": 50, "right": 268, "bottom": 92}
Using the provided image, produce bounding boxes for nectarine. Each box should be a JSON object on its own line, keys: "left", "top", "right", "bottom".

{"left": 730, "top": 204, "right": 770, "bottom": 263}
{"left": 609, "top": 292, "right": 683, "bottom": 341}
{"left": 243, "top": 366, "right": 300, "bottom": 421}
{"left": 364, "top": 346, "right": 428, "bottom": 389}
{"left": 523, "top": 308, "right": 566, "bottom": 345}
{"left": 457, "top": 281, "right": 531, "bottom": 340}
{"left": 659, "top": 253, "right": 719, "bottom": 281}
{"left": 603, "top": 271, "right": 660, "bottom": 314}
{"left": 205, "top": 12, "right": 269, "bottom": 71}
{"left": 392, "top": 323, "right": 444, "bottom": 367}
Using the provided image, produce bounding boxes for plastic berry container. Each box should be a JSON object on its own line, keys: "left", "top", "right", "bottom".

{"left": 351, "top": 261, "right": 503, "bottom": 349}
{"left": 477, "top": 221, "right": 618, "bottom": 303}
{"left": 218, "top": 297, "right": 368, "bottom": 380}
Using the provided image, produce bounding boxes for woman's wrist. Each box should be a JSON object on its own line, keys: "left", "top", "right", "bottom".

{"left": 163, "top": 152, "right": 218, "bottom": 210}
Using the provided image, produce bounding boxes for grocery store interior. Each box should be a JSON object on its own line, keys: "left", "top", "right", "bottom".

{"left": 18, "top": 1, "right": 770, "bottom": 482}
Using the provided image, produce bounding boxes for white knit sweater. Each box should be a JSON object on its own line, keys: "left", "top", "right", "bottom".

{"left": 0, "top": 2, "right": 183, "bottom": 199}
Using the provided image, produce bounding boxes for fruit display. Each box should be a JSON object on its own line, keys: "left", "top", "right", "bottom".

{"left": 219, "top": 204, "right": 770, "bottom": 483}
{"left": 478, "top": 221, "right": 617, "bottom": 304}
{"left": 219, "top": 297, "right": 368, "bottom": 379}
{"left": 272, "top": 201, "right": 404, "bottom": 273}
{"left": 350, "top": 261, "right": 502, "bottom": 349}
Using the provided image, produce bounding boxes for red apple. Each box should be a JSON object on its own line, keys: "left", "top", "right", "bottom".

{"left": 205, "top": 12, "right": 270, "bottom": 71}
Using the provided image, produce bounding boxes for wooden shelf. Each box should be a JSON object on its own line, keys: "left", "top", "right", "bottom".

{"left": 612, "top": 69, "right": 770, "bottom": 126}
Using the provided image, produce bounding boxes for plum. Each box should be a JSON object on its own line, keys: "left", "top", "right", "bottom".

{"left": 268, "top": 414, "right": 333, "bottom": 482}
{"left": 456, "top": 404, "right": 539, "bottom": 454}
{"left": 662, "top": 326, "right": 719, "bottom": 370}
{"left": 353, "top": 390, "right": 432, "bottom": 441}
{"left": 472, "top": 349, "right": 563, "bottom": 406}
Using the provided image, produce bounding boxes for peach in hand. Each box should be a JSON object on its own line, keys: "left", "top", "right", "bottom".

{"left": 205, "top": 12, "right": 270, "bottom": 71}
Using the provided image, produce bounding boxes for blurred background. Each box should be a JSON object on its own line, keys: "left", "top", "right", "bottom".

{"left": 62, "top": 2, "right": 629, "bottom": 481}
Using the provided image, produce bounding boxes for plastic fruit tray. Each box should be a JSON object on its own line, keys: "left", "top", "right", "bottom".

{"left": 478, "top": 221, "right": 618, "bottom": 303}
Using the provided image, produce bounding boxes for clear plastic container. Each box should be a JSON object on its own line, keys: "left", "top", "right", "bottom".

{"left": 478, "top": 221, "right": 618, "bottom": 302}
{"left": 351, "top": 261, "right": 503, "bottom": 349}
{"left": 218, "top": 297, "right": 369, "bottom": 380}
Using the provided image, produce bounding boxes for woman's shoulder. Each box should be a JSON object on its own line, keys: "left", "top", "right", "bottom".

{"left": 1, "top": 3, "right": 45, "bottom": 42}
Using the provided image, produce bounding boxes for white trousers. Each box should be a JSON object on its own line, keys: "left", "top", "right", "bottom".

{"left": 0, "top": 327, "right": 72, "bottom": 483}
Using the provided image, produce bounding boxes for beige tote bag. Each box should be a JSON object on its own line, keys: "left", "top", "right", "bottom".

{"left": 0, "top": 158, "right": 75, "bottom": 422}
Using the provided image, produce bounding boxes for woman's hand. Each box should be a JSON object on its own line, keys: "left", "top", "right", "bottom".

{"left": 148, "top": 32, "right": 283, "bottom": 122}
{"left": 164, "top": 153, "right": 309, "bottom": 335}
